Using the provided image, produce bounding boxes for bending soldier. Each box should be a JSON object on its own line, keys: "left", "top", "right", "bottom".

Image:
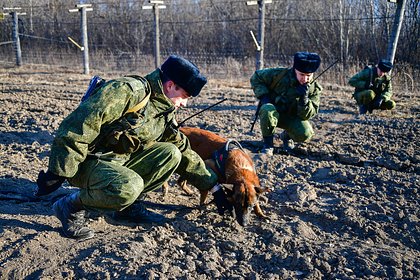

{"left": 250, "top": 52, "right": 322, "bottom": 155}
{"left": 35, "top": 55, "right": 233, "bottom": 241}
{"left": 348, "top": 59, "right": 395, "bottom": 115}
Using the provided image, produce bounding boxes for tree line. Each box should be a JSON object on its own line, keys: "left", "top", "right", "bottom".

{"left": 0, "top": 0, "right": 418, "bottom": 72}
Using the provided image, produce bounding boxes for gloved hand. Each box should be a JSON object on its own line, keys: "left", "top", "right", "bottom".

{"left": 365, "top": 80, "right": 374, "bottom": 90}
{"left": 296, "top": 84, "right": 309, "bottom": 106}
{"left": 373, "top": 98, "right": 384, "bottom": 109}
{"left": 210, "top": 184, "right": 233, "bottom": 216}
{"left": 260, "top": 95, "right": 271, "bottom": 105}
{"left": 35, "top": 170, "right": 66, "bottom": 196}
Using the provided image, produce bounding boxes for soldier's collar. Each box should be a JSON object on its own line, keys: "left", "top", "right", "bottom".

{"left": 145, "top": 69, "right": 164, "bottom": 97}
{"left": 289, "top": 69, "right": 300, "bottom": 86}
{"left": 145, "top": 69, "right": 176, "bottom": 112}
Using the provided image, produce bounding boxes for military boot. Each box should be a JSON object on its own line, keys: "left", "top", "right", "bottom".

{"left": 261, "top": 136, "right": 274, "bottom": 156}
{"left": 52, "top": 192, "right": 94, "bottom": 241}
{"left": 358, "top": 104, "right": 368, "bottom": 115}
{"left": 280, "top": 131, "right": 295, "bottom": 153}
{"left": 113, "top": 201, "right": 166, "bottom": 224}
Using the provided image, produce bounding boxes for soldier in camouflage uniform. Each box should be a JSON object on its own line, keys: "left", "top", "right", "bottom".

{"left": 250, "top": 52, "right": 322, "bottom": 155}
{"left": 348, "top": 59, "right": 395, "bottom": 115}
{"left": 35, "top": 55, "right": 232, "bottom": 240}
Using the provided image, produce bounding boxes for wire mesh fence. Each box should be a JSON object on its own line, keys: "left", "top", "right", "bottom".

{"left": 0, "top": 44, "right": 418, "bottom": 93}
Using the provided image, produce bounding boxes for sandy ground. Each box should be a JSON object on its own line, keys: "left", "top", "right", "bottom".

{"left": 0, "top": 64, "right": 419, "bottom": 279}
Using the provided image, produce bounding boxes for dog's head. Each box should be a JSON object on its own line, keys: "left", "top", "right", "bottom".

{"left": 224, "top": 149, "right": 267, "bottom": 226}
{"left": 225, "top": 180, "right": 265, "bottom": 226}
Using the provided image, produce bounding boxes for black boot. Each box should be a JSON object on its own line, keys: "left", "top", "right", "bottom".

{"left": 52, "top": 192, "right": 94, "bottom": 241}
{"left": 261, "top": 136, "right": 274, "bottom": 156}
{"left": 113, "top": 201, "right": 166, "bottom": 224}
{"left": 359, "top": 104, "right": 368, "bottom": 115}
{"left": 280, "top": 131, "right": 295, "bottom": 152}
{"left": 367, "top": 103, "right": 374, "bottom": 113}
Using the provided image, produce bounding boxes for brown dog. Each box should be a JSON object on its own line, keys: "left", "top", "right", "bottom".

{"left": 165, "top": 126, "right": 268, "bottom": 226}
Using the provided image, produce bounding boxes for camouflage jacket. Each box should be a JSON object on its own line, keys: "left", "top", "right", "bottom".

{"left": 48, "top": 69, "right": 196, "bottom": 180}
{"left": 348, "top": 66, "right": 393, "bottom": 100}
{"left": 250, "top": 67, "right": 322, "bottom": 120}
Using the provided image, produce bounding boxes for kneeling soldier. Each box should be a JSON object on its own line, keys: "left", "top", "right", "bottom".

{"left": 349, "top": 59, "right": 396, "bottom": 115}
{"left": 36, "top": 55, "right": 233, "bottom": 240}
{"left": 250, "top": 51, "right": 322, "bottom": 155}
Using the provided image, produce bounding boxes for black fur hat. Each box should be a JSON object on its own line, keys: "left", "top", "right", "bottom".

{"left": 160, "top": 55, "right": 207, "bottom": 97}
{"left": 378, "top": 59, "right": 393, "bottom": 73}
{"left": 293, "top": 52, "right": 321, "bottom": 73}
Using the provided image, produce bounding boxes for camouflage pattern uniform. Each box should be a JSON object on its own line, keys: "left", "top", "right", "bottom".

{"left": 348, "top": 66, "right": 395, "bottom": 111}
{"left": 250, "top": 68, "right": 322, "bottom": 142}
{"left": 48, "top": 69, "right": 217, "bottom": 211}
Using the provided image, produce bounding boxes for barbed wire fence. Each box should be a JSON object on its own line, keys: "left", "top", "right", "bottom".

{"left": 0, "top": 0, "right": 418, "bottom": 91}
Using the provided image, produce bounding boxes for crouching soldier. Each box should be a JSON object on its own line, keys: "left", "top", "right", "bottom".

{"left": 250, "top": 51, "right": 322, "bottom": 155}
{"left": 349, "top": 59, "right": 396, "bottom": 115}
{"left": 35, "top": 55, "right": 233, "bottom": 241}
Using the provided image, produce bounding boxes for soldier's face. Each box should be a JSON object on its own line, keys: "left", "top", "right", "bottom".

{"left": 377, "top": 68, "right": 386, "bottom": 77}
{"left": 295, "top": 69, "right": 314, "bottom": 85}
{"left": 163, "top": 80, "right": 190, "bottom": 109}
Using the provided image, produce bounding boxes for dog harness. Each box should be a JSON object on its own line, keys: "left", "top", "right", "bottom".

{"left": 212, "top": 139, "right": 244, "bottom": 181}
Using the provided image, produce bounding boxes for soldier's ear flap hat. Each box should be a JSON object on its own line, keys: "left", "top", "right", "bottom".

{"left": 377, "top": 59, "right": 393, "bottom": 73}
{"left": 160, "top": 55, "right": 207, "bottom": 97}
{"left": 293, "top": 52, "right": 321, "bottom": 73}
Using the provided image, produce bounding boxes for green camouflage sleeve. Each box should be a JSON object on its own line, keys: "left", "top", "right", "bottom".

{"left": 250, "top": 69, "right": 272, "bottom": 98}
{"left": 297, "top": 81, "right": 322, "bottom": 120}
{"left": 348, "top": 68, "right": 370, "bottom": 89}
{"left": 162, "top": 125, "right": 218, "bottom": 190}
{"left": 48, "top": 80, "right": 147, "bottom": 177}
{"left": 250, "top": 68, "right": 284, "bottom": 98}
{"left": 176, "top": 148, "right": 218, "bottom": 191}
{"left": 380, "top": 77, "right": 393, "bottom": 100}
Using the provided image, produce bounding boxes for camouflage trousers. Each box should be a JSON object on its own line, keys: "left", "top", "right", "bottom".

{"left": 353, "top": 89, "right": 396, "bottom": 110}
{"left": 68, "top": 142, "right": 182, "bottom": 211}
{"left": 259, "top": 103, "right": 314, "bottom": 142}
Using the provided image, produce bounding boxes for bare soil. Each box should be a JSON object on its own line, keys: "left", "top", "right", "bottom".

{"left": 0, "top": 64, "right": 419, "bottom": 279}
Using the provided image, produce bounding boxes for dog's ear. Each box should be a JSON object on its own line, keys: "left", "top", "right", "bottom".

{"left": 254, "top": 185, "right": 270, "bottom": 194}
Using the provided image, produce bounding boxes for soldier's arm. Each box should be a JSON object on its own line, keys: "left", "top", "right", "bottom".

{"left": 48, "top": 80, "right": 146, "bottom": 178}
{"left": 297, "top": 82, "right": 322, "bottom": 120}
{"left": 348, "top": 69, "right": 369, "bottom": 89}
{"left": 161, "top": 125, "right": 218, "bottom": 190}
{"left": 381, "top": 78, "right": 393, "bottom": 100}
{"left": 250, "top": 68, "right": 277, "bottom": 99}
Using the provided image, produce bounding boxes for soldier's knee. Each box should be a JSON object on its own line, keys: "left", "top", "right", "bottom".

{"left": 260, "top": 103, "right": 277, "bottom": 116}
{"left": 172, "top": 147, "right": 182, "bottom": 166}
{"left": 162, "top": 143, "right": 182, "bottom": 163}
{"left": 356, "top": 90, "right": 375, "bottom": 104}
{"left": 117, "top": 175, "right": 144, "bottom": 209}
{"left": 290, "top": 125, "right": 314, "bottom": 142}
{"left": 383, "top": 99, "right": 396, "bottom": 110}
{"left": 260, "top": 104, "right": 279, "bottom": 128}
{"left": 295, "top": 130, "right": 313, "bottom": 142}
{"left": 366, "top": 90, "right": 375, "bottom": 100}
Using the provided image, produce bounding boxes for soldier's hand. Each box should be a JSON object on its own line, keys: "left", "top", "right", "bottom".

{"left": 260, "top": 95, "right": 271, "bottom": 105}
{"left": 296, "top": 84, "right": 308, "bottom": 97}
{"left": 296, "top": 84, "right": 309, "bottom": 105}
{"left": 35, "top": 170, "right": 66, "bottom": 196}
{"left": 211, "top": 184, "right": 233, "bottom": 216}
{"left": 365, "top": 80, "right": 374, "bottom": 90}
